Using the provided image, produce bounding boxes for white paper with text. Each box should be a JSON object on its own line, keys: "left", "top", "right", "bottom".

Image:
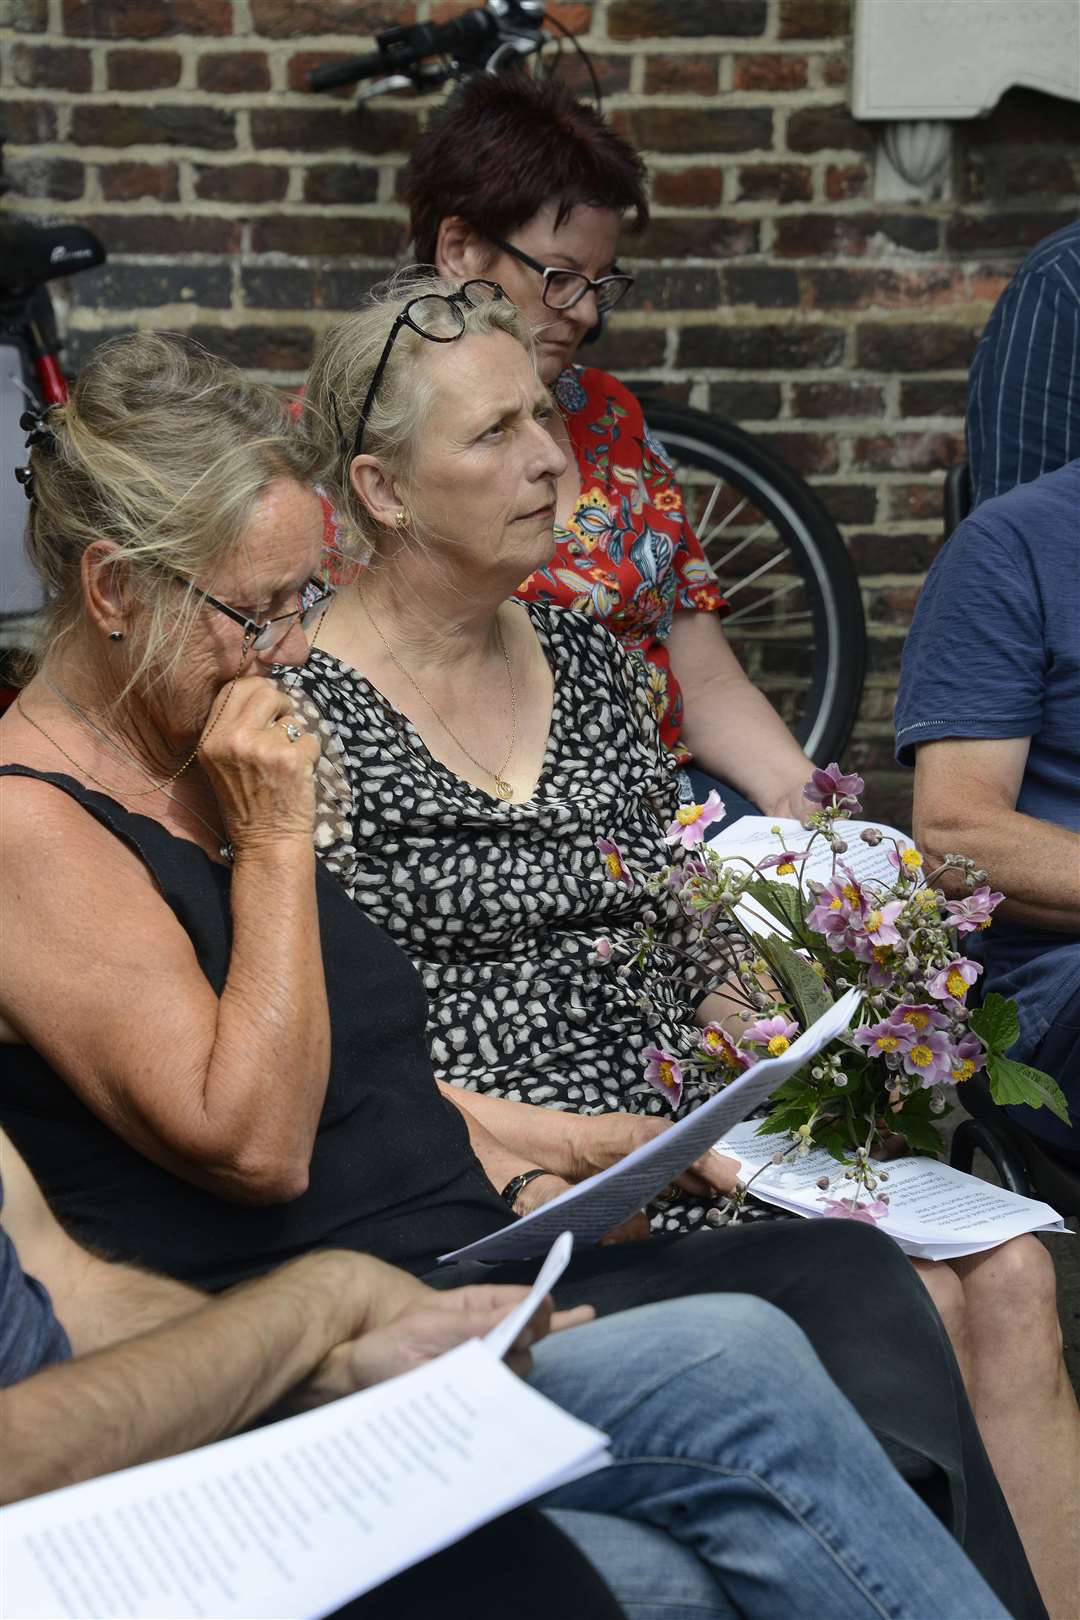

{"left": 714, "top": 1118, "right": 1066, "bottom": 1259}
{"left": 440, "top": 988, "right": 862, "bottom": 1264}
{"left": 0, "top": 1338, "right": 609, "bottom": 1620}
{"left": 707, "top": 815, "right": 912, "bottom": 937}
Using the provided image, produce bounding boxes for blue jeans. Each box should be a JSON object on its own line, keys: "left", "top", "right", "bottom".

{"left": 529, "top": 1298, "right": 1011, "bottom": 1620}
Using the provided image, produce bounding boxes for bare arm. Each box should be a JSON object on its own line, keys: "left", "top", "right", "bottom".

{"left": 0, "top": 678, "right": 330, "bottom": 1203}
{"left": 913, "top": 736, "right": 1080, "bottom": 930}
{"left": 667, "top": 612, "right": 814, "bottom": 820}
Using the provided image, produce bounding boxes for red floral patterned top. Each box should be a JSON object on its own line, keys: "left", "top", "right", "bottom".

{"left": 515, "top": 365, "right": 727, "bottom": 759}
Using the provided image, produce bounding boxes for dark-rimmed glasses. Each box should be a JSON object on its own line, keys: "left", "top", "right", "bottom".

{"left": 336, "top": 279, "right": 507, "bottom": 462}
{"left": 487, "top": 231, "right": 635, "bottom": 315}
{"left": 178, "top": 573, "right": 335, "bottom": 652}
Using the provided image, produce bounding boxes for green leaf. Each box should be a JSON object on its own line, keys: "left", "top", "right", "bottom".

{"left": 743, "top": 878, "right": 808, "bottom": 940}
{"left": 755, "top": 935, "right": 834, "bottom": 1029}
{"left": 969, "top": 992, "right": 1020, "bottom": 1055}
{"left": 887, "top": 1111, "right": 945, "bottom": 1156}
{"left": 985, "top": 1054, "right": 1071, "bottom": 1125}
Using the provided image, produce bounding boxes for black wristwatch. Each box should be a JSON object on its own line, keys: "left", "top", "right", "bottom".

{"left": 500, "top": 1168, "right": 557, "bottom": 1212}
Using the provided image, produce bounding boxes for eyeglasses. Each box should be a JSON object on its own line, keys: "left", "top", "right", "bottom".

{"left": 178, "top": 573, "right": 335, "bottom": 653}
{"left": 486, "top": 232, "right": 635, "bottom": 315}
{"left": 335, "top": 279, "right": 507, "bottom": 462}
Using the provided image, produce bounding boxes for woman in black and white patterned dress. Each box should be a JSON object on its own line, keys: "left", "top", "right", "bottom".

{"left": 292, "top": 273, "right": 750, "bottom": 1233}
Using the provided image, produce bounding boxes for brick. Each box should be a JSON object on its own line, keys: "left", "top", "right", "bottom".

{"left": 678, "top": 323, "right": 845, "bottom": 370}
{"left": 84, "top": 214, "right": 241, "bottom": 254}
{"left": 854, "top": 432, "right": 965, "bottom": 473}
{"left": 733, "top": 54, "right": 808, "bottom": 92}
{"left": 2, "top": 103, "right": 58, "bottom": 143}
{"left": 100, "top": 160, "right": 180, "bottom": 201}
{"left": 775, "top": 213, "right": 939, "bottom": 257}
{"left": 77, "top": 262, "right": 231, "bottom": 309}
{"left": 886, "top": 482, "right": 947, "bottom": 522}
{"left": 822, "top": 52, "right": 849, "bottom": 87}
{"left": 962, "top": 150, "right": 1080, "bottom": 204}
{"left": 856, "top": 322, "right": 976, "bottom": 373}
{"left": 250, "top": 105, "right": 418, "bottom": 155}
{"left": 825, "top": 163, "right": 871, "bottom": 201}
{"left": 899, "top": 379, "right": 968, "bottom": 418}
{"left": 286, "top": 51, "right": 359, "bottom": 95}
{"left": 241, "top": 265, "right": 317, "bottom": 309}
{"left": 865, "top": 635, "right": 907, "bottom": 677}
{"left": 786, "top": 103, "right": 873, "bottom": 154}
{"left": 627, "top": 106, "right": 772, "bottom": 155}
{"left": 708, "top": 381, "right": 782, "bottom": 420}
{"left": 778, "top": 0, "right": 851, "bottom": 40}
{"left": 12, "top": 43, "right": 92, "bottom": 92}
{"left": 792, "top": 381, "right": 884, "bottom": 418}
{"left": 6, "top": 155, "right": 85, "bottom": 202}
{"left": 251, "top": 216, "right": 405, "bottom": 257}
{"left": 195, "top": 162, "right": 289, "bottom": 203}
{"left": 652, "top": 167, "right": 725, "bottom": 208}
{"left": 552, "top": 51, "right": 634, "bottom": 97}
{"left": 803, "top": 265, "right": 965, "bottom": 309}
{"left": 318, "top": 266, "right": 394, "bottom": 306}
{"left": 10, "top": 0, "right": 48, "bottom": 27}
{"left": 197, "top": 51, "right": 271, "bottom": 93}
{"left": 633, "top": 268, "right": 724, "bottom": 310}
{"left": 608, "top": 0, "right": 766, "bottom": 38}
{"left": 63, "top": 0, "right": 231, "bottom": 36}
{"left": 582, "top": 327, "right": 666, "bottom": 372}
{"left": 643, "top": 54, "right": 719, "bottom": 95}
{"left": 725, "top": 266, "right": 800, "bottom": 307}
{"left": 945, "top": 212, "right": 1075, "bottom": 255}
{"left": 820, "top": 482, "right": 877, "bottom": 524}
{"left": 635, "top": 218, "right": 759, "bottom": 260}
{"left": 736, "top": 162, "right": 812, "bottom": 204}
{"left": 848, "top": 531, "right": 943, "bottom": 573}
{"left": 71, "top": 104, "right": 237, "bottom": 150}
{"left": 106, "top": 49, "right": 183, "bottom": 89}
{"left": 303, "top": 163, "right": 379, "bottom": 206}
{"left": 753, "top": 430, "right": 839, "bottom": 475}
{"left": 188, "top": 323, "right": 314, "bottom": 370}
{"left": 251, "top": 0, "right": 413, "bottom": 36}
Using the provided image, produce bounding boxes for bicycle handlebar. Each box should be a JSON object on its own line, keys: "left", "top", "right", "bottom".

{"left": 308, "top": 3, "right": 542, "bottom": 92}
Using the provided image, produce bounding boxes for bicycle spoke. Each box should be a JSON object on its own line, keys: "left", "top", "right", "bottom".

{"left": 722, "top": 549, "right": 787, "bottom": 598}
{"left": 700, "top": 494, "right": 750, "bottom": 546}
{"left": 708, "top": 519, "right": 775, "bottom": 572}
{"left": 725, "top": 610, "right": 816, "bottom": 627}
{"left": 724, "top": 578, "right": 804, "bottom": 623}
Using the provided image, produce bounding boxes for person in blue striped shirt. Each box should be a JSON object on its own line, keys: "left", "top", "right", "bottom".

{"left": 967, "top": 218, "right": 1080, "bottom": 507}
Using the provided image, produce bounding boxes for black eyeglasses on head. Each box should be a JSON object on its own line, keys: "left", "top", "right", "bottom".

{"left": 486, "top": 232, "right": 635, "bottom": 316}
{"left": 332, "top": 279, "right": 507, "bottom": 463}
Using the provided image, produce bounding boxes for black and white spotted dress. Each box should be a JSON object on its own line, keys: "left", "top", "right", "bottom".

{"left": 291, "top": 601, "right": 773, "bottom": 1233}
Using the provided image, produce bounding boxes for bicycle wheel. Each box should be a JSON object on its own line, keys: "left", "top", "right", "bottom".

{"left": 640, "top": 400, "right": 865, "bottom": 765}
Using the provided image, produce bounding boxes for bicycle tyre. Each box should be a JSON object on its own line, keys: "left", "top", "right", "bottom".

{"left": 639, "top": 400, "right": 866, "bottom": 766}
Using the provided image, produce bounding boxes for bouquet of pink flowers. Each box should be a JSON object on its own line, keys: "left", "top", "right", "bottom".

{"left": 596, "top": 766, "right": 1069, "bottom": 1200}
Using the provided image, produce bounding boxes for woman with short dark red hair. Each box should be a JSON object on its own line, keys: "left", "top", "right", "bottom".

{"left": 404, "top": 72, "right": 816, "bottom": 826}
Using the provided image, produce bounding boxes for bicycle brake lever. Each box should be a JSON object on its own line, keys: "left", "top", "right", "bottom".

{"left": 355, "top": 73, "right": 416, "bottom": 101}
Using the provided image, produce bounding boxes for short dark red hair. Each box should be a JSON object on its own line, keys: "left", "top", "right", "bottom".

{"left": 405, "top": 72, "right": 649, "bottom": 265}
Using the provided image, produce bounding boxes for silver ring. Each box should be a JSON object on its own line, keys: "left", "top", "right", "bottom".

{"left": 283, "top": 722, "right": 302, "bottom": 743}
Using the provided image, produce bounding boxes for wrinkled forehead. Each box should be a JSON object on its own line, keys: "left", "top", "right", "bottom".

{"left": 412, "top": 326, "right": 541, "bottom": 418}
{"left": 212, "top": 477, "right": 324, "bottom": 598}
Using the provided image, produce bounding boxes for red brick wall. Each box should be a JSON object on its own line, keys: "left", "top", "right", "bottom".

{"left": 5, "top": 0, "right": 1080, "bottom": 823}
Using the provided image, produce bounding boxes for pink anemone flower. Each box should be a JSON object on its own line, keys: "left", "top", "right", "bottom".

{"left": 898, "top": 1027, "right": 953, "bottom": 1086}
{"left": 886, "top": 1003, "right": 950, "bottom": 1035}
{"left": 802, "top": 762, "right": 865, "bottom": 812}
{"left": 945, "top": 886, "right": 1005, "bottom": 934}
{"left": 820, "top": 1196, "right": 889, "bottom": 1225}
{"left": 742, "top": 1015, "right": 800, "bottom": 1058}
{"left": 854, "top": 1018, "right": 914, "bottom": 1059}
{"left": 643, "top": 1046, "right": 684, "bottom": 1109}
{"left": 757, "top": 850, "right": 811, "bottom": 876}
{"left": 697, "top": 1023, "right": 751, "bottom": 1073}
{"left": 596, "top": 836, "right": 634, "bottom": 890}
{"left": 927, "top": 958, "right": 983, "bottom": 1003}
{"left": 948, "top": 1032, "right": 988, "bottom": 1085}
{"left": 663, "top": 791, "right": 726, "bottom": 850}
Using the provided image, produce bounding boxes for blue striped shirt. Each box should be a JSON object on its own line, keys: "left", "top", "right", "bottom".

{"left": 967, "top": 218, "right": 1080, "bottom": 508}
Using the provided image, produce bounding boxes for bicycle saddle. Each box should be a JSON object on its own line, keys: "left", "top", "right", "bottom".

{"left": 0, "top": 222, "right": 105, "bottom": 296}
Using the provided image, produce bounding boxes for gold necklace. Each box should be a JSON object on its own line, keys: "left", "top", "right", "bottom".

{"left": 16, "top": 682, "right": 235, "bottom": 861}
{"left": 358, "top": 597, "right": 518, "bottom": 801}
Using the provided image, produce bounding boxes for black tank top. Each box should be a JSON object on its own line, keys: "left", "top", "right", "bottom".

{"left": 0, "top": 766, "right": 511, "bottom": 1288}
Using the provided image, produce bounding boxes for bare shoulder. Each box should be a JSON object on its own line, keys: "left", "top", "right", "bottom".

{"left": 0, "top": 766, "right": 156, "bottom": 891}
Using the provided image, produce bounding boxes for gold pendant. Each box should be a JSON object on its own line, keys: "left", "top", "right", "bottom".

{"left": 494, "top": 777, "right": 513, "bottom": 801}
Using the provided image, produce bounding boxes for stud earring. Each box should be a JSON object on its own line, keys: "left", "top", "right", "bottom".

{"left": 108, "top": 630, "right": 124, "bottom": 642}
{"left": 394, "top": 509, "right": 407, "bottom": 526}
